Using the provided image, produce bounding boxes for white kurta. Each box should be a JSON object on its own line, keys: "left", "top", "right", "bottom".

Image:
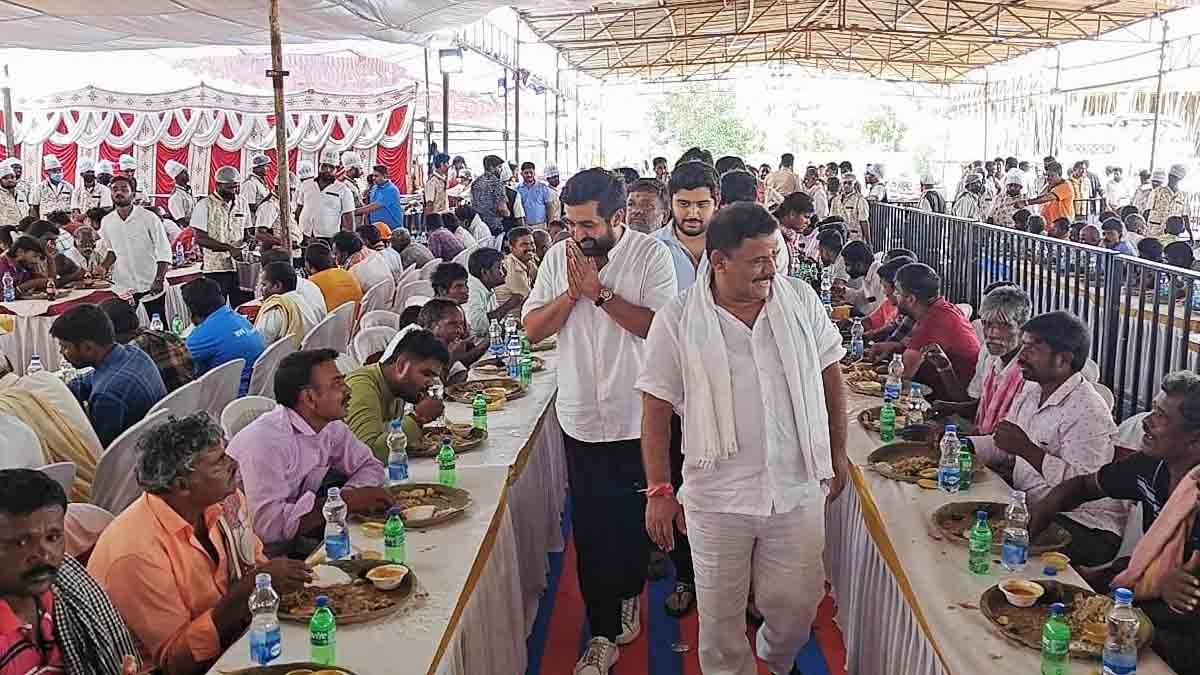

{"left": 98, "top": 206, "right": 173, "bottom": 294}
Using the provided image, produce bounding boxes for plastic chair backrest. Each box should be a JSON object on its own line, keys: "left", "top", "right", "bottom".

{"left": 93, "top": 409, "right": 169, "bottom": 514}
{"left": 248, "top": 336, "right": 297, "bottom": 399}
{"left": 220, "top": 396, "right": 277, "bottom": 439}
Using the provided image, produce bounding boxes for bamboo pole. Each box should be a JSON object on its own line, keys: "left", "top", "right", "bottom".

{"left": 268, "top": 0, "right": 292, "bottom": 254}
{"left": 2, "top": 65, "right": 13, "bottom": 157}
{"left": 1149, "top": 18, "right": 1168, "bottom": 171}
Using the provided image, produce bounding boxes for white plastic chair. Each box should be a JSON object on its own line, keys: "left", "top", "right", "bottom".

{"left": 220, "top": 396, "right": 277, "bottom": 439}
{"left": 1093, "top": 383, "right": 1116, "bottom": 414}
{"left": 360, "top": 280, "right": 396, "bottom": 318}
{"left": 248, "top": 336, "right": 297, "bottom": 399}
{"left": 419, "top": 258, "right": 442, "bottom": 280}
{"left": 360, "top": 310, "right": 401, "bottom": 331}
{"left": 396, "top": 265, "right": 420, "bottom": 289}
{"left": 39, "top": 461, "right": 76, "bottom": 495}
{"left": 92, "top": 410, "right": 169, "bottom": 514}
{"left": 198, "top": 358, "right": 245, "bottom": 419}
{"left": 1115, "top": 411, "right": 1149, "bottom": 453}
{"left": 451, "top": 246, "right": 476, "bottom": 269}
{"left": 955, "top": 302, "right": 973, "bottom": 320}
{"left": 352, "top": 326, "right": 397, "bottom": 365}
{"left": 395, "top": 279, "right": 435, "bottom": 311}
{"left": 65, "top": 503, "right": 114, "bottom": 557}
{"left": 148, "top": 377, "right": 205, "bottom": 419}
{"left": 301, "top": 302, "right": 354, "bottom": 353}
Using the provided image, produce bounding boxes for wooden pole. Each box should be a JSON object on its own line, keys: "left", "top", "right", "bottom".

{"left": 514, "top": 18, "right": 521, "bottom": 166}
{"left": 1, "top": 65, "right": 13, "bottom": 157}
{"left": 268, "top": 0, "right": 292, "bottom": 254}
{"left": 442, "top": 72, "right": 450, "bottom": 155}
{"left": 1149, "top": 18, "right": 1168, "bottom": 171}
{"left": 554, "top": 55, "right": 561, "bottom": 168}
{"left": 423, "top": 48, "right": 434, "bottom": 156}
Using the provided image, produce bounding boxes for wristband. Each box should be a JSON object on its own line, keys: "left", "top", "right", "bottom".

{"left": 642, "top": 483, "right": 675, "bottom": 499}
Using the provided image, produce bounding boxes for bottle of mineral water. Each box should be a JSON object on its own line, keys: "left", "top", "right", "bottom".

{"left": 44, "top": 279, "right": 56, "bottom": 300}
{"left": 1041, "top": 603, "right": 1071, "bottom": 675}
{"left": 849, "top": 318, "right": 865, "bottom": 360}
{"left": 384, "top": 506, "right": 406, "bottom": 564}
{"left": 386, "top": 420, "right": 409, "bottom": 485}
{"left": 1102, "top": 588, "right": 1139, "bottom": 675}
{"left": 58, "top": 360, "right": 76, "bottom": 385}
{"left": 506, "top": 335, "right": 521, "bottom": 379}
{"left": 938, "top": 425, "right": 962, "bottom": 493}
{"left": 884, "top": 354, "right": 904, "bottom": 402}
{"left": 879, "top": 400, "right": 896, "bottom": 442}
{"left": 1002, "top": 490, "right": 1030, "bottom": 572}
{"left": 820, "top": 266, "right": 833, "bottom": 304}
{"left": 968, "top": 510, "right": 992, "bottom": 575}
{"left": 2, "top": 272, "right": 14, "bottom": 302}
{"left": 473, "top": 393, "right": 487, "bottom": 432}
{"left": 27, "top": 354, "right": 44, "bottom": 374}
{"left": 174, "top": 243, "right": 185, "bottom": 266}
{"left": 906, "top": 383, "right": 929, "bottom": 426}
{"left": 488, "top": 319, "right": 504, "bottom": 358}
{"left": 503, "top": 313, "right": 518, "bottom": 340}
{"left": 149, "top": 313, "right": 164, "bottom": 332}
{"left": 437, "top": 436, "right": 457, "bottom": 487}
{"left": 322, "top": 487, "right": 350, "bottom": 561}
{"left": 309, "top": 595, "right": 336, "bottom": 665}
{"left": 248, "top": 573, "right": 282, "bottom": 665}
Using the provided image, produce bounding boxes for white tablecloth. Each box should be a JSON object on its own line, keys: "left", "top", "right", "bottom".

{"left": 830, "top": 390, "right": 1177, "bottom": 674}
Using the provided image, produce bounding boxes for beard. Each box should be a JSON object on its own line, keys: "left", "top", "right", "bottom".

{"left": 112, "top": 194, "right": 132, "bottom": 208}
{"left": 578, "top": 235, "right": 615, "bottom": 257}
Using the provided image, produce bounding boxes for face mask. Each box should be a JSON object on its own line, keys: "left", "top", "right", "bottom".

{"left": 49, "top": 172, "right": 62, "bottom": 184}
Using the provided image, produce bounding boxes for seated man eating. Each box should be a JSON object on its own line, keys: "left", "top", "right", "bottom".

{"left": 418, "top": 298, "right": 485, "bottom": 380}
{"left": 345, "top": 327, "right": 450, "bottom": 462}
{"left": 1029, "top": 371, "right": 1200, "bottom": 675}
{"left": 88, "top": 413, "right": 310, "bottom": 675}
{"left": 227, "top": 349, "right": 395, "bottom": 557}
{"left": 964, "top": 311, "right": 1125, "bottom": 567}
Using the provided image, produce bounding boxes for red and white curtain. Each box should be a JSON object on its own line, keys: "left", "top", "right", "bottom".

{"left": 0, "top": 84, "right": 415, "bottom": 200}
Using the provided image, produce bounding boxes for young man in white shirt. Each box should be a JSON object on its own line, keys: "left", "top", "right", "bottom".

{"left": 639, "top": 202, "right": 848, "bottom": 675}
{"left": 164, "top": 160, "right": 194, "bottom": 225}
{"left": 97, "top": 175, "right": 173, "bottom": 320}
{"left": 243, "top": 154, "right": 273, "bottom": 225}
{"left": 523, "top": 168, "right": 677, "bottom": 675}
{"left": 297, "top": 149, "right": 355, "bottom": 246}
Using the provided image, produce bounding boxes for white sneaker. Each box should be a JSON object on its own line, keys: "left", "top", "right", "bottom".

{"left": 616, "top": 596, "right": 640, "bottom": 645}
{"left": 574, "top": 637, "right": 619, "bottom": 675}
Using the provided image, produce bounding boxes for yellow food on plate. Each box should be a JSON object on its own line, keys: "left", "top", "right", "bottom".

{"left": 360, "top": 550, "right": 382, "bottom": 560}
{"left": 917, "top": 478, "right": 939, "bottom": 490}
{"left": 918, "top": 467, "right": 939, "bottom": 479}
{"left": 481, "top": 387, "right": 509, "bottom": 402}
{"left": 360, "top": 522, "right": 385, "bottom": 538}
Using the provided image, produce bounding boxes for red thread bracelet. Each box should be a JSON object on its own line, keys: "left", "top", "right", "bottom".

{"left": 644, "top": 484, "right": 675, "bottom": 498}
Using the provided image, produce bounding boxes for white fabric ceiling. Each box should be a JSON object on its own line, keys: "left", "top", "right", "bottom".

{"left": 0, "top": 1, "right": 550, "bottom": 50}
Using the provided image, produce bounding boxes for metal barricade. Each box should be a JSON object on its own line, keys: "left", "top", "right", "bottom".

{"left": 869, "top": 203, "right": 1200, "bottom": 420}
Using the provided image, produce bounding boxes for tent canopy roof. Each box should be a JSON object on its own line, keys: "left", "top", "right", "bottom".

{"left": 521, "top": 0, "right": 1169, "bottom": 84}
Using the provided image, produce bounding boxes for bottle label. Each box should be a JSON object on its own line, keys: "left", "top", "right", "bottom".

{"left": 1002, "top": 542, "right": 1028, "bottom": 567}
{"left": 324, "top": 534, "right": 349, "bottom": 561}
{"left": 388, "top": 462, "right": 409, "bottom": 482}
{"left": 1102, "top": 655, "right": 1137, "bottom": 675}
{"left": 310, "top": 628, "right": 333, "bottom": 646}
{"left": 385, "top": 531, "right": 406, "bottom": 548}
{"left": 250, "top": 627, "right": 281, "bottom": 664}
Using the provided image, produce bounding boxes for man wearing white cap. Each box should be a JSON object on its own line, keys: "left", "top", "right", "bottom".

{"left": 28, "top": 155, "right": 73, "bottom": 219}
{"left": 95, "top": 160, "right": 114, "bottom": 187}
{"left": 953, "top": 172, "right": 986, "bottom": 221}
{"left": 1131, "top": 169, "right": 1154, "bottom": 216}
{"left": 69, "top": 159, "right": 113, "bottom": 217}
{"left": 864, "top": 164, "right": 888, "bottom": 203}
{"left": 838, "top": 173, "right": 871, "bottom": 246}
{"left": 340, "top": 151, "right": 368, "bottom": 226}
{"left": 244, "top": 154, "right": 273, "bottom": 223}
{"left": 191, "top": 166, "right": 250, "bottom": 306}
{"left": 117, "top": 154, "right": 148, "bottom": 205}
{"left": 1147, "top": 164, "right": 1189, "bottom": 237}
{"left": 989, "top": 170, "right": 1026, "bottom": 228}
{"left": 0, "top": 160, "right": 28, "bottom": 226}
{"left": 97, "top": 174, "right": 173, "bottom": 319}
{"left": 164, "top": 160, "right": 194, "bottom": 225}
{"left": 297, "top": 149, "right": 354, "bottom": 246}
{"left": 544, "top": 164, "right": 562, "bottom": 222}
{"left": 917, "top": 174, "right": 946, "bottom": 214}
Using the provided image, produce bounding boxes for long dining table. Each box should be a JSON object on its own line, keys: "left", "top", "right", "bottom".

{"left": 207, "top": 349, "right": 568, "bottom": 675}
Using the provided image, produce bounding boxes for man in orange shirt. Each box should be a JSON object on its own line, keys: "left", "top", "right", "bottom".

{"left": 303, "top": 241, "right": 363, "bottom": 312}
{"left": 88, "top": 413, "right": 310, "bottom": 675}
{"left": 1017, "top": 161, "right": 1074, "bottom": 224}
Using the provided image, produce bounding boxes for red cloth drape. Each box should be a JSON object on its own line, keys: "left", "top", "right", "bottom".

{"left": 263, "top": 148, "right": 298, "bottom": 185}
{"left": 376, "top": 143, "right": 409, "bottom": 193}
{"left": 40, "top": 140, "right": 78, "bottom": 184}
{"left": 155, "top": 145, "right": 189, "bottom": 196}
{"left": 209, "top": 147, "right": 242, "bottom": 192}
{"left": 97, "top": 142, "right": 124, "bottom": 167}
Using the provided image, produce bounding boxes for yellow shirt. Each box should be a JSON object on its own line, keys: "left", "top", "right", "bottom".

{"left": 309, "top": 267, "right": 363, "bottom": 311}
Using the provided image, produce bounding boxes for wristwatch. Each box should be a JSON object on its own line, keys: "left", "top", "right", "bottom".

{"left": 595, "top": 287, "right": 614, "bottom": 307}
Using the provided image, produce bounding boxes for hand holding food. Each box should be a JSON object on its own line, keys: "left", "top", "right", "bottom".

{"left": 341, "top": 486, "right": 395, "bottom": 514}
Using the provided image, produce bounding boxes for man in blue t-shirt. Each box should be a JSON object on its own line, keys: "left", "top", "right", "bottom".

{"left": 516, "top": 162, "right": 554, "bottom": 227}
{"left": 356, "top": 164, "right": 404, "bottom": 231}
{"left": 182, "top": 277, "right": 265, "bottom": 395}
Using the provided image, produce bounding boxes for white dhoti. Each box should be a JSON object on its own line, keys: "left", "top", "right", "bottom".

{"left": 686, "top": 493, "right": 827, "bottom": 675}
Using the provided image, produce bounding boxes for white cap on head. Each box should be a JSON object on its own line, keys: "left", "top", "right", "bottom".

{"left": 214, "top": 166, "right": 241, "bottom": 184}
{"left": 544, "top": 164, "right": 560, "bottom": 179}
{"left": 1169, "top": 164, "right": 1187, "bottom": 179}
{"left": 96, "top": 160, "right": 114, "bottom": 175}
{"left": 251, "top": 154, "right": 270, "bottom": 168}
{"left": 868, "top": 164, "right": 885, "bottom": 179}
{"left": 297, "top": 160, "right": 316, "bottom": 180}
{"left": 919, "top": 173, "right": 935, "bottom": 185}
{"left": 1152, "top": 168, "right": 1168, "bottom": 182}
{"left": 1004, "top": 169, "right": 1024, "bottom": 187}
{"left": 963, "top": 172, "right": 983, "bottom": 186}
{"left": 319, "top": 148, "right": 340, "bottom": 167}
{"left": 0, "top": 162, "right": 14, "bottom": 179}
{"left": 340, "top": 151, "right": 363, "bottom": 169}
{"left": 118, "top": 154, "right": 137, "bottom": 171}
{"left": 43, "top": 155, "right": 62, "bottom": 171}
{"left": 164, "top": 160, "right": 186, "bottom": 179}
{"left": 77, "top": 158, "right": 96, "bottom": 173}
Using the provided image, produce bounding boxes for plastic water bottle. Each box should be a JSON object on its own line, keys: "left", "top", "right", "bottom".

{"left": 503, "top": 313, "right": 518, "bottom": 340}
{"left": 884, "top": 354, "right": 904, "bottom": 402}
{"left": 1192, "top": 279, "right": 1200, "bottom": 311}
{"left": 437, "top": 436, "right": 457, "bottom": 487}
{"left": 248, "top": 573, "right": 282, "bottom": 665}
{"left": 472, "top": 393, "right": 487, "bottom": 432}
{"left": 174, "top": 243, "right": 185, "bottom": 266}
{"left": 820, "top": 266, "right": 833, "bottom": 304}
{"left": 386, "top": 420, "right": 409, "bottom": 485}
{"left": 505, "top": 335, "right": 521, "bottom": 379}
{"left": 488, "top": 319, "right": 504, "bottom": 358}
{"left": 2, "top": 272, "right": 14, "bottom": 302}
{"left": 958, "top": 440, "right": 975, "bottom": 491}
{"left": 44, "top": 279, "right": 56, "bottom": 300}
{"left": 171, "top": 316, "right": 184, "bottom": 335}
{"left": 27, "top": 354, "right": 44, "bottom": 374}
{"left": 58, "top": 361, "right": 76, "bottom": 385}
{"left": 321, "top": 487, "right": 350, "bottom": 561}
{"left": 149, "top": 313, "right": 164, "bottom": 332}
{"left": 849, "top": 318, "right": 865, "bottom": 359}
{"left": 384, "top": 506, "right": 406, "bottom": 564}
{"left": 1002, "top": 490, "right": 1030, "bottom": 572}
{"left": 879, "top": 400, "right": 896, "bottom": 442}
{"left": 1041, "top": 602, "right": 1071, "bottom": 675}
{"left": 309, "top": 595, "right": 336, "bottom": 665}
{"left": 1102, "top": 588, "right": 1139, "bottom": 675}
{"left": 906, "top": 383, "right": 929, "bottom": 426}
{"left": 938, "top": 425, "right": 962, "bottom": 493}
{"left": 968, "top": 510, "right": 992, "bottom": 575}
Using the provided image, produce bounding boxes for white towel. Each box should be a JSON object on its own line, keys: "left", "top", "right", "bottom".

{"left": 679, "top": 268, "right": 835, "bottom": 479}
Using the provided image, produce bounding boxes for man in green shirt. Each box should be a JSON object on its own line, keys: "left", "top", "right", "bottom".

{"left": 345, "top": 328, "right": 449, "bottom": 461}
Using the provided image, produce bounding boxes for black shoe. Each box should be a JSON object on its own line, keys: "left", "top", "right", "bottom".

{"left": 647, "top": 550, "right": 668, "bottom": 581}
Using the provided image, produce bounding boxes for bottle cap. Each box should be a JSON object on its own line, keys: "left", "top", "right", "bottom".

{"left": 327, "top": 487, "right": 340, "bottom": 498}
{"left": 388, "top": 506, "right": 403, "bottom": 517}
{"left": 255, "top": 572, "right": 271, "bottom": 587}
{"left": 975, "top": 510, "right": 989, "bottom": 521}
{"left": 315, "top": 595, "right": 330, "bottom": 607}
{"left": 389, "top": 419, "right": 404, "bottom": 431}
{"left": 1043, "top": 565, "right": 1058, "bottom": 576}
{"left": 442, "top": 435, "right": 452, "bottom": 445}
{"left": 1114, "top": 588, "right": 1133, "bottom": 603}
{"left": 1048, "top": 602, "right": 1065, "bottom": 615}
{"left": 945, "top": 424, "right": 957, "bottom": 433}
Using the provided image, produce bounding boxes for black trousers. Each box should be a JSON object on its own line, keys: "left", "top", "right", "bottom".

{"left": 564, "top": 432, "right": 650, "bottom": 640}
{"left": 668, "top": 414, "right": 694, "bottom": 585}
{"left": 205, "top": 271, "right": 252, "bottom": 308}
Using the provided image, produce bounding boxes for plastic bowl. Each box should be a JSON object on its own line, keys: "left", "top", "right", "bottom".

{"left": 1041, "top": 552, "right": 1071, "bottom": 571}
{"left": 365, "top": 564, "right": 410, "bottom": 591}
{"left": 1000, "top": 579, "right": 1045, "bottom": 608}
